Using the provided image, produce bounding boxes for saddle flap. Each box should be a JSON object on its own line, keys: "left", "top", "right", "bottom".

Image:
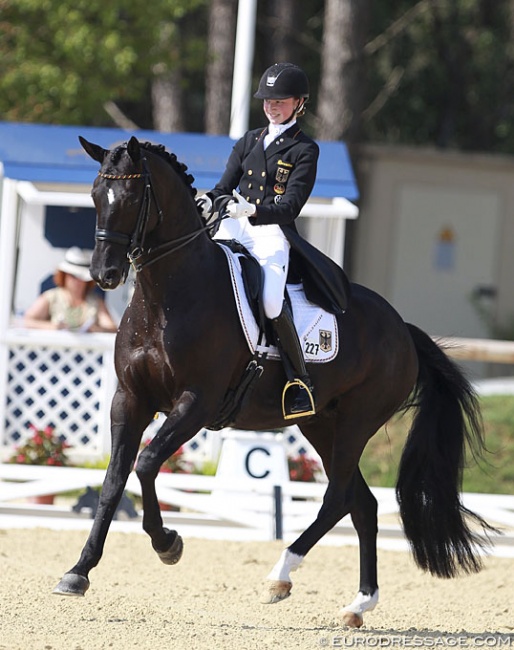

{"left": 217, "top": 242, "right": 339, "bottom": 364}
{"left": 217, "top": 238, "right": 266, "bottom": 332}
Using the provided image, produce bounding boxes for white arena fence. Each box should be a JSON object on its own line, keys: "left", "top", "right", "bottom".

{"left": 0, "top": 464, "right": 513, "bottom": 556}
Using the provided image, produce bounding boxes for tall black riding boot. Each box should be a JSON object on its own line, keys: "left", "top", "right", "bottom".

{"left": 272, "top": 301, "right": 315, "bottom": 419}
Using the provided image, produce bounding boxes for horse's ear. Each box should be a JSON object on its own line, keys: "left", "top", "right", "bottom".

{"left": 79, "top": 136, "right": 107, "bottom": 163}
{"left": 127, "top": 136, "right": 141, "bottom": 164}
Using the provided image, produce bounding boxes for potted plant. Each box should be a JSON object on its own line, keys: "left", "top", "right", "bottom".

{"left": 287, "top": 453, "right": 322, "bottom": 482}
{"left": 9, "top": 424, "right": 71, "bottom": 504}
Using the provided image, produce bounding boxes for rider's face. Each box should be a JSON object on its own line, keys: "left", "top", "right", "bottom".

{"left": 263, "top": 97, "right": 298, "bottom": 125}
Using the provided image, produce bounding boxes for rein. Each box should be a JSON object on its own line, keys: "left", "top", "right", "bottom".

{"left": 95, "top": 158, "right": 227, "bottom": 272}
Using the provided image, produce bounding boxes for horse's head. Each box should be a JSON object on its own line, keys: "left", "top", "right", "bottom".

{"left": 80, "top": 135, "right": 199, "bottom": 290}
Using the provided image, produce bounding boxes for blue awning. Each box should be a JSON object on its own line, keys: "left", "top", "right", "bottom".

{"left": 0, "top": 121, "right": 359, "bottom": 200}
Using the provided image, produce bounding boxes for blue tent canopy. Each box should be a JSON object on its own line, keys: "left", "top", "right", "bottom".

{"left": 0, "top": 121, "right": 359, "bottom": 201}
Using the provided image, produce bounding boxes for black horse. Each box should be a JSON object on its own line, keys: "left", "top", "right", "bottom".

{"left": 53, "top": 137, "right": 493, "bottom": 627}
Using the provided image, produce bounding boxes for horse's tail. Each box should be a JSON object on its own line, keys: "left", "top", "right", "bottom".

{"left": 396, "top": 324, "right": 494, "bottom": 578}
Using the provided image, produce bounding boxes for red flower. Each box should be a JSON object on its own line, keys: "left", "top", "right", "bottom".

{"left": 287, "top": 454, "right": 321, "bottom": 482}
{"left": 8, "top": 424, "right": 70, "bottom": 466}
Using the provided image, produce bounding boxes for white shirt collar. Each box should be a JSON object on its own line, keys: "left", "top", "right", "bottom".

{"left": 268, "top": 118, "right": 297, "bottom": 138}
{"left": 263, "top": 119, "right": 297, "bottom": 150}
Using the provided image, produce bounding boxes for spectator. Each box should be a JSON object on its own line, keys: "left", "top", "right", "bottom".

{"left": 23, "top": 247, "right": 117, "bottom": 333}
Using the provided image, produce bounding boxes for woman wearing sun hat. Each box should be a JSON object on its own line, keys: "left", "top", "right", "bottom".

{"left": 23, "top": 247, "right": 117, "bottom": 333}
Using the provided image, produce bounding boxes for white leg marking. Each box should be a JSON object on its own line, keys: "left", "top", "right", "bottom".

{"left": 266, "top": 549, "right": 303, "bottom": 582}
{"left": 342, "top": 589, "right": 379, "bottom": 615}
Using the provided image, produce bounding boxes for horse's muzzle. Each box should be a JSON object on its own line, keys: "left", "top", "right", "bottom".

{"left": 91, "top": 246, "right": 129, "bottom": 290}
{"left": 90, "top": 261, "right": 128, "bottom": 290}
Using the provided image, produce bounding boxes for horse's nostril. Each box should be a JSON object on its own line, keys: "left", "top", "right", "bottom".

{"left": 98, "top": 268, "right": 122, "bottom": 289}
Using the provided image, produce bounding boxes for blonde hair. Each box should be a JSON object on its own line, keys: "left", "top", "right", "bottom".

{"left": 295, "top": 98, "right": 307, "bottom": 118}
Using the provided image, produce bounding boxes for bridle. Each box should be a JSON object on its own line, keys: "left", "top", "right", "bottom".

{"left": 95, "top": 156, "right": 225, "bottom": 272}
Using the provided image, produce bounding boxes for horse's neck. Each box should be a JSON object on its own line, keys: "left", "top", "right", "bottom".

{"left": 152, "top": 202, "right": 193, "bottom": 241}
{"left": 133, "top": 236, "right": 216, "bottom": 303}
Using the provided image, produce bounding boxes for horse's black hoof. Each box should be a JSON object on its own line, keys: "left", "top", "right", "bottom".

{"left": 153, "top": 528, "right": 184, "bottom": 565}
{"left": 53, "top": 572, "right": 90, "bottom": 597}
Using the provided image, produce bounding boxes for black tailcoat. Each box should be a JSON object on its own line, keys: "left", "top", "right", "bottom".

{"left": 210, "top": 125, "right": 350, "bottom": 313}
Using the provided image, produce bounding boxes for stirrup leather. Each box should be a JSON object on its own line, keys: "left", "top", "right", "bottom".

{"left": 281, "top": 378, "right": 316, "bottom": 420}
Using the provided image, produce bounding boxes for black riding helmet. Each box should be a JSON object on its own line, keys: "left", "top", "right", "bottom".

{"left": 254, "top": 63, "right": 309, "bottom": 100}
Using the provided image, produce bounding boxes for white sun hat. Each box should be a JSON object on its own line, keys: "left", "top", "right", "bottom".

{"left": 58, "top": 247, "right": 93, "bottom": 282}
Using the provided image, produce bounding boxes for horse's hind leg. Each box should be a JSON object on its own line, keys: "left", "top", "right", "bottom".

{"left": 262, "top": 413, "right": 365, "bottom": 600}
{"left": 340, "top": 469, "right": 379, "bottom": 628}
{"left": 262, "top": 472, "right": 361, "bottom": 607}
{"left": 262, "top": 411, "right": 381, "bottom": 628}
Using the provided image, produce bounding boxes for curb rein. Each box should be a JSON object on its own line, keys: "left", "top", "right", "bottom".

{"left": 96, "top": 157, "right": 225, "bottom": 273}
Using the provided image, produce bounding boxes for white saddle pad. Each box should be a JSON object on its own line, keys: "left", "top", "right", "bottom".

{"left": 218, "top": 243, "right": 339, "bottom": 363}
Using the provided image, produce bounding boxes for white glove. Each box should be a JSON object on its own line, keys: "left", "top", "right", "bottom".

{"left": 196, "top": 194, "right": 213, "bottom": 219}
{"left": 227, "top": 189, "right": 256, "bottom": 219}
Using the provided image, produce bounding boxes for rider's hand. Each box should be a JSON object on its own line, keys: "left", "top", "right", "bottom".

{"left": 196, "top": 194, "right": 213, "bottom": 219}
{"left": 227, "top": 190, "right": 256, "bottom": 219}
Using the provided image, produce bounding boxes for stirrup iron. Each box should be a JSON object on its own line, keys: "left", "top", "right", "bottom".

{"left": 281, "top": 377, "right": 316, "bottom": 420}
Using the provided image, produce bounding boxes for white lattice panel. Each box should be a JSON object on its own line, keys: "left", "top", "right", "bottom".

{"left": 3, "top": 339, "right": 322, "bottom": 464}
{"left": 5, "top": 344, "right": 110, "bottom": 455}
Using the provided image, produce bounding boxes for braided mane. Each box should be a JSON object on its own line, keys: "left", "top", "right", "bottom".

{"left": 110, "top": 141, "right": 197, "bottom": 201}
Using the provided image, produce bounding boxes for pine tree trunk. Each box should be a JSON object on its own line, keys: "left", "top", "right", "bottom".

{"left": 266, "top": 0, "right": 300, "bottom": 64}
{"left": 316, "top": 0, "right": 371, "bottom": 142}
{"left": 205, "top": 0, "right": 237, "bottom": 134}
{"left": 152, "top": 67, "right": 185, "bottom": 133}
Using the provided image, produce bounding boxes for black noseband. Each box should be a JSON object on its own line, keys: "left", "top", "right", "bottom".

{"left": 95, "top": 229, "right": 131, "bottom": 247}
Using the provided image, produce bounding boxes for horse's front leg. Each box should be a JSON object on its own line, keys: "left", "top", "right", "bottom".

{"left": 135, "top": 390, "right": 205, "bottom": 565}
{"left": 53, "top": 390, "right": 152, "bottom": 597}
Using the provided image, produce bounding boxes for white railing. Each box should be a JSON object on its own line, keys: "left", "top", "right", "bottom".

{"left": 1, "top": 464, "right": 512, "bottom": 555}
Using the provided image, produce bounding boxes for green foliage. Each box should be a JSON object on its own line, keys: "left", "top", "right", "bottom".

{"left": 80, "top": 455, "right": 111, "bottom": 470}
{"left": 2, "top": 1, "right": 514, "bottom": 152}
{"left": 0, "top": 0, "right": 207, "bottom": 126}
{"left": 193, "top": 459, "right": 218, "bottom": 476}
{"left": 360, "top": 395, "right": 514, "bottom": 494}
{"left": 364, "top": 0, "right": 514, "bottom": 152}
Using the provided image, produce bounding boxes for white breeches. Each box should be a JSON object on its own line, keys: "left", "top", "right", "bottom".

{"left": 214, "top": 217, "right": 290, "bottom": 319}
